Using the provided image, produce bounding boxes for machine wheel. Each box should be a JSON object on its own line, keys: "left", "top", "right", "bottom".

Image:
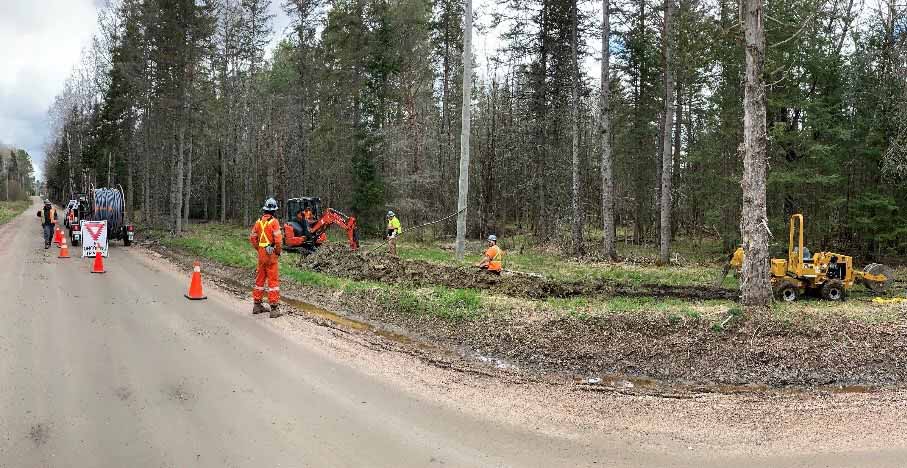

{"left": 123, "top": 236, "right": 132, "bottom": 247}
{"left": 821, "top": 280, "right": 845, "bottom": 301}
{"left": 775, "top": 281, "right": 799, "bottom": 302}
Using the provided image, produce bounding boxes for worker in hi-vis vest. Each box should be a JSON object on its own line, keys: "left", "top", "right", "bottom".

{"left": 386, "top": 210, "right": 402, "bottom": 256}
{"left": 249, "top": 198, "right": 283, "bottom": 318}
{"left": 36, "top": 199, "right": 57, "bottom": 249}
{"left": 476, "top": 235, "right": 503, "bottom": 274}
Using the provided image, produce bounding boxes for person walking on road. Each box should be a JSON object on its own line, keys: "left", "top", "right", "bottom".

{"left": 476, "top": 235, "right": 503, "bottom": 275}
{"left": 36, "top": 199, "right": 57, "bottom": 249}
{"left": 249, "top": 198, "right": 284, "bottom": 318}
{"left": 386, "top": 210, "right": 402, "bottom": 256}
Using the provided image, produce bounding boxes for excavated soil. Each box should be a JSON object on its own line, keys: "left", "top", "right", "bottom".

{"left": 147, "top": 241, "right": 907, "bottom": 389}
{"left": 357, "top": 302, "right": 907, "bottom": 388}
{"left": 299, "top": 245, "right": 739, "bottom": 301}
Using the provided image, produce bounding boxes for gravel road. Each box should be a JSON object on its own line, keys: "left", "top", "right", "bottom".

{"left": 1, "top": 198, "right": 905, "bottom": 467}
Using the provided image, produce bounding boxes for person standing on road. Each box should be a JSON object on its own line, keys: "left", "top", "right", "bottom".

{"left": 476, "top": 235, "right": 503, "bottom": 275}
{"left": 250, "top": 198, "right": 284, "bottom": 318}
{"left": 36, "top": 199, "right": 57, "bottom": 249}
{"left": 386, "top": 210, "right": 402, "bottom": 256}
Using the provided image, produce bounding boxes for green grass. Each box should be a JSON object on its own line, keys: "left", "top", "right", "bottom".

{"left": 162, "top": 223, "right": 485, "bottom": 321}
{"left": 0, "top": 200, "right": 30, "bottom": 225}
{"left": 158, "top": 223, "right": 902, "bottom": 324}
{"left": 378, "top": 286, "right": 484, "bottom": 320}
{"left": 377, "top": 238, "right": 735, "bottom": 288}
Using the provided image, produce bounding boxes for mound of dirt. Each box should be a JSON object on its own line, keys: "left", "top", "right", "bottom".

{"left": 349, "top": 289, "right": 907, "bottom": 387}
{"left": 298, "top": 245, "right": 739, "bottom": 301}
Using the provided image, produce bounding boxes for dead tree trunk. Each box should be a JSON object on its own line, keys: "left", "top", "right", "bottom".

{"left": 658, "top": 0, "right": 675, "bottom": 265}
{"left": 740, "top": 0, "right": 772, "bottom": 306}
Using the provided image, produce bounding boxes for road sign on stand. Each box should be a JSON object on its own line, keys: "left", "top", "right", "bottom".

{"left": 81, "top": 221, "right": 109, "bottom": 258}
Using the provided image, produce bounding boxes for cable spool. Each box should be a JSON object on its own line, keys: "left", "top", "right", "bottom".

{"left": 91, "top": 187, "right": 125, "bottom": 231}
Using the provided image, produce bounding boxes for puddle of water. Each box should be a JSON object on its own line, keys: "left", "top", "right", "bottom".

{"left": 574, "top": 374, "right": 658, "bottom": 389}
{"left": 282, "top": 298, "right": 418, "bottom": 347}
{"left": 575, "top": 374, "right": 881, "bottom": 396}
{"left": 474, "top": 354, "right": 519, "bottom": 371}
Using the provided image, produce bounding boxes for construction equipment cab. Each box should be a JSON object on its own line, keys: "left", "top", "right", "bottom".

{"left": 283, "top": 197, "right": 359, "bottom": 254}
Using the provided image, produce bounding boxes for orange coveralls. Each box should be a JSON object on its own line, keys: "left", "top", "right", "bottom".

{"left": 249, "top": 214, "right": 283, "bottom": 305}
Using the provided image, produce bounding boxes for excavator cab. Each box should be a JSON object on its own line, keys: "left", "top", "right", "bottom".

{"left": 283, "top": 197, "right": 359, "bottom": 254}
{"left": 286, "top": 197, "right": 322, "bottom": 238}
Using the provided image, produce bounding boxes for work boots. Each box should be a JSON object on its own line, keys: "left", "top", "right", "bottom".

{"left": 252, "top": 302, "right": 266, "bottom": 315}
{"left": 269, "top": 303, "right": 282, "bottom": 318}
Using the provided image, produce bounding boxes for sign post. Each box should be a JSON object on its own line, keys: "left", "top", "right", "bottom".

{"left": 81, "top": 220, "right": 109, "bottom": 258}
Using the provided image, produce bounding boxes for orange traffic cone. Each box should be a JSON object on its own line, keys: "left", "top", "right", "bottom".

{"left": 91, "top": 251, "right": 105, "bottom": 274}
{"left": 58, "top": 241, "right": 70, "bottom": 258}
{"left": 184, "top": 261, "right": 207, "bottom": 300}
{"left": 53, "top": 225, "right": 63, "bottom": 246}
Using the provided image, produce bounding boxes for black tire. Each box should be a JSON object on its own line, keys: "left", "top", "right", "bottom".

{"left": 123, "top": 236, "right": 132, "bottom": 247}
{"left": 775, "top": 281, "right": 799, "bottom": 302}
{"left": 821, "top": 280, "right": 845, "bottom": 301}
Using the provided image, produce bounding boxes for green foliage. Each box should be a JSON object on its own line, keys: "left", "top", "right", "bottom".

{"left": 376, "top": 287, "right": 483, "bottom": 321}
{"left": 0, "top": 201, "right": 30, "bottom": 225}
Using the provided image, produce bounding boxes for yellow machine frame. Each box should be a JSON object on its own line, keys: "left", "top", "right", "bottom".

{"left": 728, "top": 214, "right": 893, "bottom": 302}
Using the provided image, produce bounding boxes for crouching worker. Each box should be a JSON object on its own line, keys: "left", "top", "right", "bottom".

{"left": 250, "top": 197, "right": 283, "bottom": 318}
{"left": 476, "top": 235, "right": 503, "bottom": 275}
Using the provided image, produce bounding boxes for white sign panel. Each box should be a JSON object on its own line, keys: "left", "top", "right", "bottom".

{"left": 81, "top": 220, "right": 109, "bottom": 258}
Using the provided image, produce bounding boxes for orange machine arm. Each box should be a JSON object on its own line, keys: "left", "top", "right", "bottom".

{"left": 309, "top": 209, "right": 359, "bottom": 250}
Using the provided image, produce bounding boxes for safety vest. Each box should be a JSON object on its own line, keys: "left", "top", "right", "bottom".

{"left": 486, "top": 245, "right": 503, "bottom": 271}
{"left": 256, "top": 217, "right": 277, "bottom": 248}
{"left": 42, "top": 207, "right": 56, "bottom": 225}
{"left": 387, "top": 216, "right": 402, "bottom": 234}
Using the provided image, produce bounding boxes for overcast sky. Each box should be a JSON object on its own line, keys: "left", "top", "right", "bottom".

{"left": 0, "top": 0, "right": 591, "bottom": 181}
{"left": 0, "top": 0, "right": 100, "bottom": 178}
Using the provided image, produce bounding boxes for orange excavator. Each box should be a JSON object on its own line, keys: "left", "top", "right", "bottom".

{"left": 283, "top": 197, "right": 359, "bottom": 254}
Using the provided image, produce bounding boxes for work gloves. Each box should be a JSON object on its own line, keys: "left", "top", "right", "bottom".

{"left": 265, "top": 245, "right": 275, "bottom": 255}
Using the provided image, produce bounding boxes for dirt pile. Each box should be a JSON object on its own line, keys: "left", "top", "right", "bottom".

{"left": 298, "top": 245, "right": 739, "bottom": 301}
{"left": 351, "top": 290, "right": 907, "bottom": 387}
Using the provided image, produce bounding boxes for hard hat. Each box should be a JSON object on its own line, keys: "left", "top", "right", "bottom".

{"left": 488, "top": 235, "right": 497, "bottom": 242}
{"left": 387, "top": 211, "right": 395, "bottom": 218}
{"left": 262, "top": 198, "right": 279, "bottom": 212}
{"left": 43, "top": 198, "right": 50, "bottom": 204}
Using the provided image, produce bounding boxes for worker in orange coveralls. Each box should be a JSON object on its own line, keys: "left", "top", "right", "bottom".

{"left": 250, "top": 197, "right": 283, "bottom": 318}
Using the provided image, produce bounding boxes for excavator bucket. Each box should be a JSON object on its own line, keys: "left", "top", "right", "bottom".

{"left": 859, "top": 263, "right": 895, "bottom": 293}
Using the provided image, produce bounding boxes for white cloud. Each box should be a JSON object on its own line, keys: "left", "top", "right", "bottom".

{"left": 0, "top": 0, "right": 99, "bottom": 180}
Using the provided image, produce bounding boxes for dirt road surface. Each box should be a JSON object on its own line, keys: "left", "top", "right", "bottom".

{"left": 2, "top": 198, "right": 906, "bottom": 467}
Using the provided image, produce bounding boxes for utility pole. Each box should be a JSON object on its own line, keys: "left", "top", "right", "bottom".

{"left": 455, "top": 0, "right": 473, "bottom": 260}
